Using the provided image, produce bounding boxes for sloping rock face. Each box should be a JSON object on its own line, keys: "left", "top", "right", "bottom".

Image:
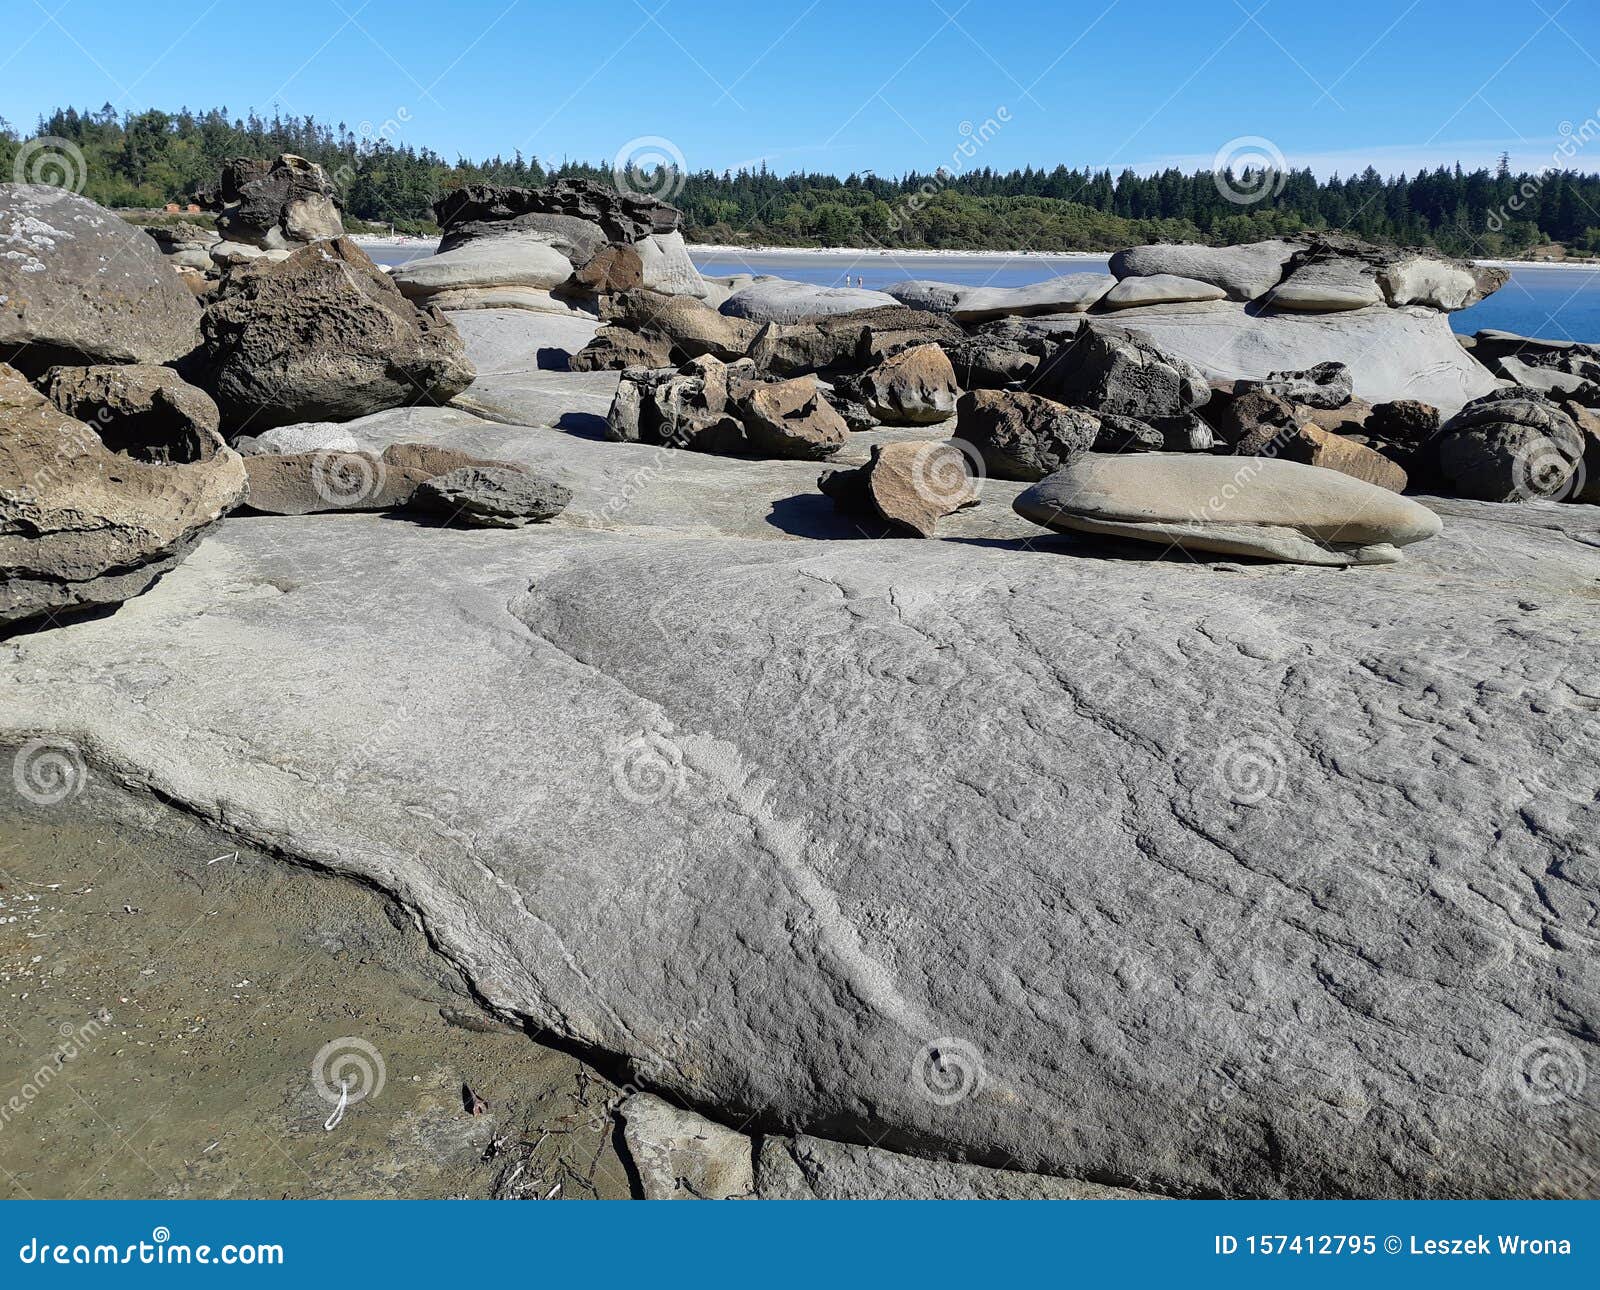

{"left": 0, "top": 364, "right": 245, "bottom": 625}
{"left": 200, "top": 154, "right": 343, "bottom": 250}
{"left": 197, "top": 237, "right": 474, "bottom": 431}
{"left": 4, "top": 497, "right": 1595, "bottom": 1199}
{"left": 0, "top": 185, "right": 204, "bottom": 375}
{"left": 1075, "top": 303, "right": 1497, "bottom": 415}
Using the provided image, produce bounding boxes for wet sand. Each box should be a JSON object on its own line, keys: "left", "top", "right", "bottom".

{"left": 0, "top": 765, "right": 630, "bottom": 1200}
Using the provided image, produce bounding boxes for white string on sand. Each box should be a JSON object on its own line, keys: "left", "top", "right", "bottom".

{"left": 324, "top": 1078, "right": 350, "bottom": 1131}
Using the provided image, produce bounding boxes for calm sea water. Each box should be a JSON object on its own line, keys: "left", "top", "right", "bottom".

{"left": 363, "top": 241, "right": 1600, "bottom": 342}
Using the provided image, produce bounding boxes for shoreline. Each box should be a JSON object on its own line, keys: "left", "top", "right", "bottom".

{"left": 347, "top": 232, "right": 1600, "bottom": 273}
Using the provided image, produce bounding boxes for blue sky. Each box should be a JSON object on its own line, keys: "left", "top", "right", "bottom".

{"left": 1, "top": 0, "right": 1596, "bottom": 179}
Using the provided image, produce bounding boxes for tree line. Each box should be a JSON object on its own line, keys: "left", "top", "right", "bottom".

{"left": 4, "top": 105, "right": 1597, "bottom": 257}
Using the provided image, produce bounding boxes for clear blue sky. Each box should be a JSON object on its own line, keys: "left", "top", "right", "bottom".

{"left": 2, "top": 0, "right": 1595, "bottom": 179}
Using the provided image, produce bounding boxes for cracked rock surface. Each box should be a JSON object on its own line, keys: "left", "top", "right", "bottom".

{"left": 4, "top": 311, "right": 1596, "bottom": 1199}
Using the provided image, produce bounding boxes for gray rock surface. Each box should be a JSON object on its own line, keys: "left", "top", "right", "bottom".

{"left": 950, "top": 274, "right": 1115, "bottom": 322}
{"left": 619, "top": 1095, "right": 754, "bottom": 1199}
{"left": 410, "top": 465, "right": 570, "bottom": 527}
{"left": 1108, "top": 241, "right": 1302, "bottom": 301}
{"left": 1268, "top": 257, "right": 1385, "bottom": 311}
{"left": 1099, "top": 273, "right": 1227, "bottom": 310}
{"left": 956, "top": 389, "right": 1099, "bottom": 480}
{"left": 721, "top": 279, "right": 902, "bottom": 323}
{"left": 0, "top": 185, "right": 203, "bottom": 375}
{"left": 1076, "top": 302, "right": 1496, "bottom": 414}
{"left": 6, "top": 307, "right": 1596, "bottom": 1202}
{"left": 390, "top": 232, "right": 575, "bottom": 304}
{"left": 1432, "top": 388, "right": 1585, "bottom": 502}
{"left": 766, "top": 1135, "right": 1155, "bottom": 1199}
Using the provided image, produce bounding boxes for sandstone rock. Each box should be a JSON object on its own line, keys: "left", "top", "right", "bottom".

{"left": 5, "top": 473, "right": 1597, "bottom": 1199}
{"left": 40, "top": 364, "right": 220, "bottom": 461}
{"left": 1098, "top": 273, "right": 1227, "bottom": 310}
{"left": 1563, "top": 401, "right": 1600, "bottom": 503}
{"left": 0, "top": 363, "right": 245, "bottom": 625}
{"left": 1093, "top": 412, "right": 1212, "bottom": 454}
{"left": 1234, "top": 421, "right": 1409, "bottom": 492}
{"left": 204, "top": 154, "right": 342, "bottom": 249}
{"left": 939, "top": 337, "right": 1040, "bottom": 388}
{"left": 820, "top": 440, "right": 980, "bottom": 536}
{"left": 721, "top": 279, "right": 902, "bottom": 323}
{"left": 391, "top": 231, "right": 576, "bottom": 304}
{"left": 883, "top": 280, "right": 963, "bottom": 312}
{"left": 767, "top": 1135, "right": 1153, "bottom": 1200}
{"left": 570, "top": 326, "right": 674, "bottom": 372}
{"left": 198, "top": 237, "right": 474, "bottom": 431}
{"left": 619, "top": 1094, "right": 753, "bottom": 1200}
{"left": 1495, "top": 354, "right": 1599, "bottom": 404}
{"left": 567, "top": 243, "right": 644, "bottom": 296}
{"left": 739, "top": 377, "right": 850, "bottom": 459}
{"left": 1432, "top": 388, "right": 1585, "bottom": 502}
{"left": 410, "top": 465, "right": 570, "bottom": 527}
{"left": 1236, "top": 361, "right": 1352, "bottom": 409}
{"left": 1279, "top": 234, "right": 1507, "bottom": 311}
{"left": 1014, "top": 452, "right": 1441, "bottom": 564}
{"left": 1108, "top": 240, "right": 1302, "bottom": 301}
{"left": 1038, "top": 325, "right": 1209, "bottom": 419}
{"left": 949, "top": 274, "right": 1115, "bottom": 323}
{"left": 1268, "top": 257, "right": 1384, "bottom": 311}
{"left": 143, "top": 220, "right": 222, "bottom": 271}
{"left": 1366, "top": 400, "right": 1440, "bottom": 443}
{"left": 957, "top": 389, "right": 1098, "bottom": 480}
{"left": 240, "top": 450, "right": 430, "bottom": 515}
{"left": 633, "top": 230, "right": 706, "bottom": 299}
{"left": 1082, "top": 301, "right": 1496, "bottom": 414}
{"left": 435, "top": 178, "right": 680, "bottom": 244}
{"left": 1204, "top": 389, "right": 1301, "bottom": 448}
{"left": 604, "top": 290, "right": 759, "bottom": 361}
{"left": 837, "top": 344, "right": 958, "bottom": 425}
{"left": 747, "top": 308, "right": 959, "bottom": 377}
{"left": 0, "top": 186, "right": 203, "bottom": 376}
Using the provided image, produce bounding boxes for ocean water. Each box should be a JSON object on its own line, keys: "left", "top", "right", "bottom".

{"left": 362, "top": 241, "right": 1600, "bottom": 342}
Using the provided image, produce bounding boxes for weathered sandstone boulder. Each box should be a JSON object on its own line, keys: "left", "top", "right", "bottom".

{"left": 40, "top": 364, "right": 220, "bottom": 463}
{"left": 198, "top": 237, "right": 474, "bottom": 431}
{"left": 410, "top": 465, "right": 570, "bottom": 528}
{"left": 1236, "top": 360, "right": 1352, "bottom": 409}
{"left": 1108, "top": 240, "right": 1302, "bottom": 301}
{"left": 0, "top": 363, "right": 245, "bottom": 625}
{"left": 956, "top": 389, "right": 1098, "bottom": 480}
{"left": 948, "top": 274, "right": 1114, "bottom": 322}
{"left": 721, "top": 279, "right": 902, "bottom": 323}
{"left": 835, "top": 344, "right": 958, "bottom": 424}
{"left": 1099, "top": 273, "right": 1227, "bottom": 310}
{"left": 1431, "top": 388, "right": 1585, "bottom": 502}
{"left": 1038, "top": 325, "right": 1210, "bottom": 419}
{"left": 1014, "top": 452, "right": 1441, "bottom": 564}
{"left": 199, "top": 154, "right": 343, "bottom": 250}
{"left": 819, "top": 440, "right": 980, "bottom": 536}
{"left": 602, "top": 290, "right": 760, "bottom": 361}
{"left": 0, "top": 186, "right": 203, "bottom": 375}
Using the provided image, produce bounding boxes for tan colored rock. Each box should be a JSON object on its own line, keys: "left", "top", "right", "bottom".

{"left": 566, "top": 243, "right": 644, "bottom": 296}
{"left": 843, "top": 343, "right": 959, "bottom": 424}
{"left": 820, "top": 440, "right": 980, "bottom": 537}
{"left": 0, "top": 363, "right": 245, "bottom": 625}
{"left": 738, "top": 377, "right": 849, "bottom": 459}
{"left": 1295, "top": 424, "right": 1409, "bottom": 492}
{"left": 602, "top": 290, "right": 759, "bottom": 360}
{"left": 40, "top": 364, "right": 221, "bottom": 462}
{"left": 240, "top": 442, "right": 519, "bottom": 515}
